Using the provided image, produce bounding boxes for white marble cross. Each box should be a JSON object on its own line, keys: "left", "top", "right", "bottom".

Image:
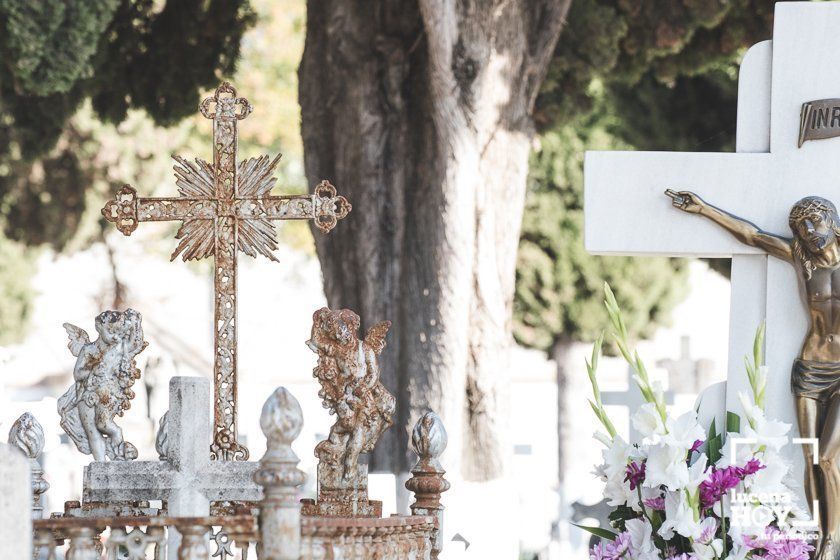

{"left": 83, "top": 377, "right": 260, "bottom": 558}
{"left": 585, "top": 3, "right": 840, "bottom": 480}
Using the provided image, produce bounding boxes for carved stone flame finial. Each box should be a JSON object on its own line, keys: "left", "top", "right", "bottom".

{"left": 8, "top": 412, "right": 50, "bottom": 518}
{"left": 9, "top": 412, "right": 45, "bottom": 460}
{"left": 259, "top": 387, "right": 304, "bottom": 455}
{"left": 254, "top": 387, "right": 306, "bottom": 560}
{"left": 405, "top": 411, "right": 451, "bottom": 559}
{"left": 411, "top": 411, "right": 448, "bottom": 469}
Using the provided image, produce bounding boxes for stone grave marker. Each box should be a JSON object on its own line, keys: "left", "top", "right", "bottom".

{"left": 0, "top": 444, "right": 32, "bottom": 560}
{"left": 83, "top": 376, "right": 260, "bottom": 558}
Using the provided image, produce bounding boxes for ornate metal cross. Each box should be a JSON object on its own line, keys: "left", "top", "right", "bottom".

{"left": 102, "top": 82, "right": 351, "bottom": 461}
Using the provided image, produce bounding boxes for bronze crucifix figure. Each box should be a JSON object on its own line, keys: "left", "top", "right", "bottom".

{"left": 102, "top": 82, "right": 351, "bottom": 461}
{"left": 667, "top": 189, "right": 840, "bottom": 558}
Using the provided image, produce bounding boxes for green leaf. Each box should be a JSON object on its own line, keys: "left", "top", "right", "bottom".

{"left": 571, "top": 523, "right": 618, "bottom": 541}
{"left": 707, "top": 418, "right": 722, "bottom": 463}
{"left": 608, "top": 505, "right": 638, "bottom": 533}
{"left": 727, "top": 411, "right": 741, "bottom": 434}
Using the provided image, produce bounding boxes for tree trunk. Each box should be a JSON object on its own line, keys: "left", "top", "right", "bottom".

{"left": 299, "top": 0, "right": 568, "bottom": 481}
{"left": 551, "top": 338, "right": 572, "bottom": 490}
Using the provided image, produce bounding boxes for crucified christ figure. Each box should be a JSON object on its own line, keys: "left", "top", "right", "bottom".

{"left": 667, "top": 189, "right": 840, "bottom": 559}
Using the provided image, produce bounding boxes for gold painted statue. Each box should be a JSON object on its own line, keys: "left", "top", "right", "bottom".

{"left": 667, "top": 189, "right": 840, "bottom": 558}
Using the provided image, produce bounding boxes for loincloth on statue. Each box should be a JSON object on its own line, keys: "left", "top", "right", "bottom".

{"left": 792, "top": 358, "right": 840, "bottom": 402}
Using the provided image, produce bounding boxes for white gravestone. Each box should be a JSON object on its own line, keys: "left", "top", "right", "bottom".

{"left": 83, "top": 376, "right": 261, "bottom": 558}
{"left": 584, "top": 3, "right": 840, "bottom": 490}
{"left": 0, "top": 444, "right": 32, "bottom": 560}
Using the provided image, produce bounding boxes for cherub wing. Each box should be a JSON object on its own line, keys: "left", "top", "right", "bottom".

{"left": 363, "top": 320, "right": 391, "bottom": 355}
{"left": 62, "top": 323, "right": 90, "bottom": 357}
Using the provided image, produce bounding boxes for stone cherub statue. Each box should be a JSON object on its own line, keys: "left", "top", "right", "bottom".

{"left": 667, "top": 190, "right": 840, "bottom": 559}
{"left": 57, "top": 309, "right": 147, "bottom": 462}
{"left": 302, "top": 307, "right": 395, "bottom": 517}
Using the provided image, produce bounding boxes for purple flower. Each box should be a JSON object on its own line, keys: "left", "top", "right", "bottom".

{"left": 699, "top": 465, "right": 742, "bottom": 508}
{"left": 624, "top": 461, "right": 646, "bottom": 491}
{"left": 699, "top": 459, "right": 766, "bottom": 508}
{"left": 690, "top": 439, "right": 704, "bottom": 453}
{"left": 744, "top": 528, "right": 814, "bottom": 560}
{"left": 643, "top": 496, "right": 665, "bottom": 510}
{"left": 589, "top": 531, "right": 631, "bottom": 560}
{"left": 736, "top": 457, "right": 765, "bottom": 477}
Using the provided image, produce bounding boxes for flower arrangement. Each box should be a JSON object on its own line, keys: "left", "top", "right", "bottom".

{"left": 583, "top": 284, "right": 815, "bottom": 560}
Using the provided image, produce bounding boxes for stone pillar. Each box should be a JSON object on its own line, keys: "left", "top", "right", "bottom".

{"left": 254, "top": 387, "right": 307, "bottom": 560}
{"left": 173, "top": 522, "right": 209, "bottom": 560}
{"left": 65, "top": 527, "right": 99, "bottom": 560}
{"left": 8, "top": 413, "right": 49, "bottom": 518}
{"left": 0, "top": 444, "right": 32, "bottom": 560}
{"left": 405, "top": 413, "right": 450, "bottom": 560}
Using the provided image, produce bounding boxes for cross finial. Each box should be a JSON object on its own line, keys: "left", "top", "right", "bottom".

{"left": 199, "top": 82, "right": 253, "bottom": 121}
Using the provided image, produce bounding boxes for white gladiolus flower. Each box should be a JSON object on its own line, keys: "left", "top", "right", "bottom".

{"left": 658, "top": 491, "right": 697, "bottom": 539}
{"left": 593, "top": 430, "right": 612, "bottom": 447}
{"left": 626, "top": 518, "right": 658, "bottom": 559}
{"left": 652, "top": 380, "right": 666, "bottom": 404}
{"left": 632, "top": 402, "right": 666, "bottom": 443}
{"left": 603, "top": 475, "right": 634, "bottom": 508}
{"left": 664, "top": 410, "right": 706, "bottom": 450}
{"left": 747, "top": 450, "right": 789, "bottom": 496}
{"left": 644, "top": 443, "right": 688, "bottom": 491}
{"left": 690, "top": 517, "right": 723, "bottom": 559}
{"left": 741, "top": 414, "right": 791, "bottom": 453}
{"left": 601, "top": 435, "right": 633, "bottom": 479}
{"left": 716, "top": 434, "right": 754, "bottom": 468}
{"left": 686, "top": 453, "right": 709, "bottom": 494}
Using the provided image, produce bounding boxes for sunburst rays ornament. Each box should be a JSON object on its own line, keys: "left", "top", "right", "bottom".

{"left": 102, "top": 82, "right": 351, "bottom": 461}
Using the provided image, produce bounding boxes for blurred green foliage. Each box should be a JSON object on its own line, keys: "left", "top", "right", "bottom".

{"left": 0, "top": 231, "right": 35, "bottom": 345}
{"left": 0, "top": 0, "right": 265, "bottom": 343}
{"left": 515, "top": 121, "right": 690, "bottom": 353}
{"left": 0, "top": 0, "right": 255, "bottom": 250}
{"left": 516, "top": 0, "right": 778, "bottom": 352}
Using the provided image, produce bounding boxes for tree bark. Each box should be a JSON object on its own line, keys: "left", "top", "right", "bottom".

{"left": 300, "top": 0, "right": 568, "bottom": 481}
{"left": 551, "top": 338, "right": 572, "bottom": 490}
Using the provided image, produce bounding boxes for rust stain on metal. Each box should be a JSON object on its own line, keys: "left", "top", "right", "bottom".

{"left": 301, "top": 308, "right": 395, "bottom": 517}
{"left": 101, "top": 82, "right": 351, "bottom": 461}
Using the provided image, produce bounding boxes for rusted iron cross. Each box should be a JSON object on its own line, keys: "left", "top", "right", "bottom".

{"left": 102, "top": 82, "right": 351, "bottom": 461}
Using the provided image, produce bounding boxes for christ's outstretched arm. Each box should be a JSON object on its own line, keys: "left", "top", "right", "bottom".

{"left": 665, "top": 189, "right": 794, "bottom": 262}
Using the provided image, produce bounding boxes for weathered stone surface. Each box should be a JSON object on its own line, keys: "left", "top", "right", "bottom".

{"left": 300, "top": 515, "right": 435, "bottom": 560}
{"left": 80, "top": 377, "right": 260, "bottom": 560}
{"left": 58, "top": 309, "right": 147, "bottom": 462}
{"left": 405, "top": 413, "right": 450, "bottom": 559}
{"left": 82, "top": 377, "right": 261, "bottom": 511}
{"left": 301, "top": 464, "right": 382, "bottom": 518}
{"left": 0, "top": 444, "right": 32, "bottom": 560}
{"left": 254, "top": 387, "right": 307, "bottom": 560}
{"left": 304, "top": 308, "right": 394, "bottom": 516}
{"left": 8, "top": 412, "right": 49, "bottom": 518}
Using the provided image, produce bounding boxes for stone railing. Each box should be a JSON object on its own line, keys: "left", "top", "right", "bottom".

{"left": 1, "top": 384, "right": 449, "bottom": 560}
{"left": 32, "top": 514, "right": 256, "bottom": 560}
{"left": 301, "top": 516, "right": 436, "bottom": 559}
